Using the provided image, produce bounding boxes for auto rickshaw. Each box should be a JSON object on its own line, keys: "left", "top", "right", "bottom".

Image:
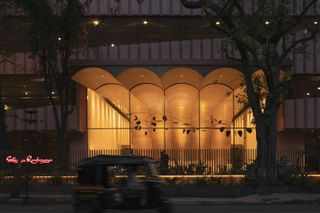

{"left": 73, "top": 155, "right": 172, "bottom": 213}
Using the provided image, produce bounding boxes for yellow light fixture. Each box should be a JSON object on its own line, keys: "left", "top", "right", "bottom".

{"left": 143, "top": 20, "right": 148, "bottom": 25}
{"left": 4, "top": 105, "right": 9, "bottom": 111}
{"left": 92, "top": 19, "right": 100, "bottom": 26}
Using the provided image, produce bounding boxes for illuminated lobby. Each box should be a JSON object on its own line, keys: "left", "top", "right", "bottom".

{"left": 72, "top": 67, "right": 257, "bottom": 151}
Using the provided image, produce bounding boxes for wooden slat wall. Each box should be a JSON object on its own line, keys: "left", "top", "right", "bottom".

{"left": 284, "top": 98, "right": 320, "bottom": 129}
{"left": 2, "top": 38, "right": 320, "bottom": 75}
{"left": 3, "top": 0, "right": 319, "bottom": 16}
{"left": 82, "top": 0, "right": 320, "bottom": 16}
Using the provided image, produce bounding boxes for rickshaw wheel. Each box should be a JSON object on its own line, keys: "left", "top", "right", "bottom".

{"left": 74, "top": 201, "right": 102, "bottom": 213}
{"left": 158, "top": 199, "right": 173, "bottom": 213}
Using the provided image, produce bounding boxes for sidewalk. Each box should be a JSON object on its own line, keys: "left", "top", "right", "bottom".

{"left": 1, "top": 192, "right": 320, "bottom": 205}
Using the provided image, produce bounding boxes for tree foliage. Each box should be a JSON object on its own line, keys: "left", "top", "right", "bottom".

{"left": 14, "top": 0, "right": 88, "bottom": 167}
{"left": 182, "top": 0, "right": 320, "bottom": 179}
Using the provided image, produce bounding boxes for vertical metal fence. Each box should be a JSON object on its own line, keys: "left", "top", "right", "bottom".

{"left": 1, "top": 149, "right": 319, "bottom": 177}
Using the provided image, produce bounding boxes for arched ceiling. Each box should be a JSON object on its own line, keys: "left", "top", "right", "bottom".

{"left": 201, "top": 68, "right": 243, "bottom": 90}
{"left": 72, "top": 67, "right": 122, "bottom": 90}
{"left": 72, "top": 67, "right": 245, "bottom": 126}
{"left": 161, "top": 68, "right": 203, "bottom": 90}
{"left": 117, "top": 68, "right": 163, "bottom": 90}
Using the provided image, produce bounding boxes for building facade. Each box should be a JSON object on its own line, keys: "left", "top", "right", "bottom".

{"left": 1, "top": 0, "right": 320, "bottom": 170}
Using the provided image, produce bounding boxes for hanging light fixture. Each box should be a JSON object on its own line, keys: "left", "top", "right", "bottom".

{"left": 163, "top": 115, "right": 167, "bottom": 121}
{"left": 246, "top": 128, "right": 252, "bottom": 133}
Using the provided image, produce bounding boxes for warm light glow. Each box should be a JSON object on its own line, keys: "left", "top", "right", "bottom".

{"left": 143, "top": 20, "right": 148, "bottom": 25}
{"left": 4, "top": 104, "right": 9, "bottom": 111}
{"left": 140, "top": 74, "right": 144, "bottom": 78}
{"left": 24, "top": 91, "right": 29, "bottom": 95}
{"left": 215, "top": 21, "right": 221, "bottom": 26}
{"left": 317, "top": 87, "right": 320, "bottom": 90}
{"left": 92, "top": 19, "right": 100, "bottom": 26}
{"left": 111, "top": 43, "right": 115, "bottom": 47}
{"left": 265, "top": 21, "right": 270, "bottom": 25}
{"left": 51, "top": 91, "right": 55, "bottom": 95}
{"left": 306, "top": 92, "right": 310, "bottom": 96}
{"left": 101, "top": 74, "right": 105, "bottom": 78}
{"left": 87, "top": 89, "right": 129, "bottom": 150}
{"left": 314, "top": 21, "right": 318, "bottom": 25}
{"left": 57, "top": 37, "right": 62, "bottom": 41}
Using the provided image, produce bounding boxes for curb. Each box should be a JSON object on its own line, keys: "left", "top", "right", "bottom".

{"left": 1, "top": 193, "right": 320, "bottom": 205}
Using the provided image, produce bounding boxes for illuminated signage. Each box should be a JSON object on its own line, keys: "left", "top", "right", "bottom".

{"left": 6, "top": 155, "right": 53, "bottom": 165}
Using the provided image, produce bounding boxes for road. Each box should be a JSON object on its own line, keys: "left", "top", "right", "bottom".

{"left": 1, "top": 204, "right": 320, "bottom": 213}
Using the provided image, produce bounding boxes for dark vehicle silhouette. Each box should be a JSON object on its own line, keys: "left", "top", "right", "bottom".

{"left": 73, "top": 155, "right": 172, "bottom": 213}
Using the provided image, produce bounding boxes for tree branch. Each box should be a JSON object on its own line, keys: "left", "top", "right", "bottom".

{"left": 280, "top": 31, "right": 318, "bottom": 61}
{"left": 180, "top": 0, "right": 203, "bottom": 9}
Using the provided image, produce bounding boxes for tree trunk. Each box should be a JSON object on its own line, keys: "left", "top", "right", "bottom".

{"left": 0, "top": 93, "right": 8, "bottom": 150}
{"left": 255, "top": 109, "right": 277, "bottom": 181}
{"left": 57, "top": 126, "right": 66, "bottom": 170}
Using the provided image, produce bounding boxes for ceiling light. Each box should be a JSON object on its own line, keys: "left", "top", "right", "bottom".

{"left": 265, "top": 21, "right": 270, "bottom": 25}
{"left": 215, "top": 21, "right": 221, "bottom": 26}
{"left": 143, "top": 20, "right": 148, "bottom": 25}
{"left": 51, "top": 91, "right": 55, "bottom": 95}
{"left": 110, "top": 43, "right": 115, "bottom": 47}
{"left": 4, "top": 105, "right": 9, "bottom": 111}
{"left": 314, "top": 21, "right": 318, "bottom": 25}
{"left": 92, "top": 19, "right": 100, "bottom": 26}
{"left": 57, "top": 37, "right": 62, "bottom": 41}
{"left": 317, "top": 87, "right": 320, "bottom": 90}
{"left": 306, "top": 92, "right": 310, "bottom": 96}
{"left": 24, "top": 92, "right": 29, "bottom": 95}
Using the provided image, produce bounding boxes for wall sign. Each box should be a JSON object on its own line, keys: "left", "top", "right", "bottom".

{"left": 6, "top": 155, "right": 53, "bottom": 165}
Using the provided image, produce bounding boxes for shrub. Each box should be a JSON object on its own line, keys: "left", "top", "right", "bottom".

{"left": 50, "top": 175, "right": 63, "bottom": 185}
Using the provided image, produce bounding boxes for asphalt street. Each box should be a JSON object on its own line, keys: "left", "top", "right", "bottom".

{"left": 1, "top": 204, "right": 320, "bottom": 213}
